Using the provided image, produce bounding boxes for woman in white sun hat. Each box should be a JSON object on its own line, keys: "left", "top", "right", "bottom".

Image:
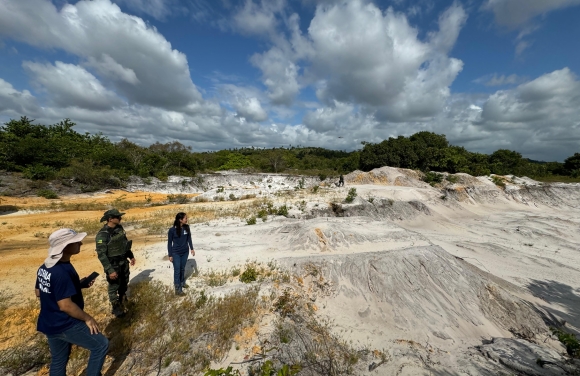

{"left": 35, "top": 228, "right": 109, "bottom": 376}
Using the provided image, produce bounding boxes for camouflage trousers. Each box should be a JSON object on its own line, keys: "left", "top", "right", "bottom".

{"left": 105, "top": 261, "right": 130, "bottom": 305}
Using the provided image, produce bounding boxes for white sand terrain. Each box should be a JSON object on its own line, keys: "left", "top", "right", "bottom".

{"left": 117, "top": 167, "right": 580, "bottom": 375}
{"left": 3, "top": 167, "right": 578, "bottom": 375}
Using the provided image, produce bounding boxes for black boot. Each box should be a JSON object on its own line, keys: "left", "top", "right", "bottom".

{"left": 112, "top": 301, "right": 125, "bottom": 318}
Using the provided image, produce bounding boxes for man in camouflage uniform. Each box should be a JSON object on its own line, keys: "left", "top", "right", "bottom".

{"left": 96, "top": 209, "right": 136, "bottom": 318}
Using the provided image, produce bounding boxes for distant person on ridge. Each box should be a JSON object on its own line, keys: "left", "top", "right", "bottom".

{"left": 167, "top": 212, "right": 195, "bottom": 296}
{"left": 338, "top": 174, "right": 345, "bottom": 187}
{"left": 96, "top": 209, "right": 135, "bottom": 318}
{"left": 35, "top": 228, "right": 109, "bottom": 376}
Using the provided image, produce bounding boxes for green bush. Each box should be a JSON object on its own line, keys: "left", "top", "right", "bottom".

{"left": 57, "top": 160, "right": 125, "bottom": 189}
{"left": 311, "top": 185, "right": 319, "bottom": 193}
{"left": 276, "top": 205, "right": 289, "bottom": 217}
{"left": 23, "top": 164, "right": 54, "bottom": 180}
{"left": 246, "top": 217, "right": 257, "bottom": 225}
{"left": 345, "top": 188, "right": 357, "bottom": 203}
{"left": 239, "top": 265, "right": 258, "bottom": 283}
{"left": 551, "top": 327, "right": 580, "bottom": 358}
{"left": 156, "top": 171, "right": 169, "bottom": 182}
{"left": 37, "top": 189, "right": 59, "bottom": 199}
{"left": 422, "top": 171, "right": 443, "bottom": 186}
{"left": 446, "top": 174, "right": 459, "bottom": 184}
{"left": 318, "top": 174, "right": 327, "bottom": 181}
{"left": 491, "top": 175, "right": 506, "bottom": 188}
{"left": 257, "top": 209, "right": 268, "bottom": 220}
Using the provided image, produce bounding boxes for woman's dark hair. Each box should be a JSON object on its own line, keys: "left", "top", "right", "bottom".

{"left": 173, "top": 212, "right": 190, "bottom": 238}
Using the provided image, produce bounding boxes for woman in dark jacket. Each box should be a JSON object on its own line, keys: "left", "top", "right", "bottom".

{"left": 167, "top": 212, "right": 195, "bottom": 295}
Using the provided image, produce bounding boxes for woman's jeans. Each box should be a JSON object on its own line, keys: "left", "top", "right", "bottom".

{"left": 46, "top": 321, "right": 109, "bottom": 376}
{"left": 172, "top": 252, "right": 188, "bottom": 290}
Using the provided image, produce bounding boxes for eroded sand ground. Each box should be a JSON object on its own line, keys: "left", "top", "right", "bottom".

{"left": 2, "top": 168, "right": 580, "bottom": 375}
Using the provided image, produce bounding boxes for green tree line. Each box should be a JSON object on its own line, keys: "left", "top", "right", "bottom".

{"left": 0, "top": 117, "right": 578, "bottom": 191}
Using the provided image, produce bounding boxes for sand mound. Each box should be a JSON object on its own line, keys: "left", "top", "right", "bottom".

{"left": 285, "top": 246, "right": 549, "bottom": 339}
{"left": 268, "top": 217, "right": 426, "bottom": 252}
{"left": 275, "top": 246, "right": 564, "bottom": 374}
{"left": 346, "top": 167, "right": 427, "bottom": 187}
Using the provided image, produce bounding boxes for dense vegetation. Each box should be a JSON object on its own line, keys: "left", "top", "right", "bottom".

{"left": 0, "top": 117, "right": 578, "bottom": 192}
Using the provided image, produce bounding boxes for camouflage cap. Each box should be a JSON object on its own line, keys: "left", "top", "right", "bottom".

{"left": 100, "top": 208, "right": 126, "bottom": 222}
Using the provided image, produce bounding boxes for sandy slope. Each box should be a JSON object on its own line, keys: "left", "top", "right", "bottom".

{"left": 3, "top": 168, "right": 580, "bottom": 375}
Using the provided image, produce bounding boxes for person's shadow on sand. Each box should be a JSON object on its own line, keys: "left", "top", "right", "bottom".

{"left": 130, "top": 268, "right": 155, "bottom": 284}
{"left": 185, "top": 258, "right": 198, "bottom": 279}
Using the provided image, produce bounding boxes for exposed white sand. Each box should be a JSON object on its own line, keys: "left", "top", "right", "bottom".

{"left": 122, "top": 169, "right": 580, "bottom": 374}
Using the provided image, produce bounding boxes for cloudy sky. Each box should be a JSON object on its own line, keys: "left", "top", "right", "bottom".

{"left": 0, "top": 0, "right": 579, "bottom": 161}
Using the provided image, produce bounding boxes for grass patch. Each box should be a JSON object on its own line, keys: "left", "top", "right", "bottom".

{"left": 203, "top": 269, "right": 230, "bottom": 287}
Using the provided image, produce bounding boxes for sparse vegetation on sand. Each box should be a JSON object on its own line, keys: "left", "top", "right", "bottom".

{"left": 0, "top": 262, "right": 367, "bottom": 376}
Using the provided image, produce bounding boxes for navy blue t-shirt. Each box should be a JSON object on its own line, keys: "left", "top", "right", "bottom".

{"left": 35, "top": 261, "right": 84, "bottom": 335}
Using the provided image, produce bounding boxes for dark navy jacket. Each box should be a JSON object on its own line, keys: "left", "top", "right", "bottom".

{"left": 167, "top": 226, "right": 193, "bottom": 257}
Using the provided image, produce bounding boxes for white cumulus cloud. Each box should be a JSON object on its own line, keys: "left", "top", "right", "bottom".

{"left": 23, "top": 61, "right": 123, "bottom": 110}
{"left": 0, "top": 0, "right": 203, "bottom": 112}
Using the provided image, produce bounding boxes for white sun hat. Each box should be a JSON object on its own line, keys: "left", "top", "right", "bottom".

{"left": 44, "top": 228, "right": 87, "bottom": 268}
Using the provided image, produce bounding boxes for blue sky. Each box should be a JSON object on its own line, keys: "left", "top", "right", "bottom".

{"left": 1, "top": 0, "right": 579, "bottom": 161}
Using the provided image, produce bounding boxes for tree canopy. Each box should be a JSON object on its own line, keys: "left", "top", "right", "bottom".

{"left": 0, "top": 117, "right": 576, "bottom": 191}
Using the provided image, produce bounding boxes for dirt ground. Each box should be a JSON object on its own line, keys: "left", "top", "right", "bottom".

{"left": 0, "top": 191, "right": 197, "bottom": 298}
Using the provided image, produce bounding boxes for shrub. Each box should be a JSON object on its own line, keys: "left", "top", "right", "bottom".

{"left": 273, "top": 289, "right": 299, "bottom": 317}
{"left": 156, "top": 171, "right": 169, "bottom": 182}
{"left": 551, "top": 327, "right": 580, "bottom": 358}
{"left": 23, "top": 164, "right": 54, "bottom": 180}
{"left": 239, "top": 265, "right": 258, "bottom": 283}
{"left": 246, "top": 217, "right": 257, "bottom": 225}
{"left": 311, "top": 185, "right": 319, "bottom": 193}
{"left": 298, "top": 177, "right": 305, "bottom": 189}
{"left": 58, "top": 160, "right": 125, "bottom": 189}
{"left": 446, "top": 174, "right": 459, "bottom": 184}
{"left": 276, "top": 205, "right": 289, "bottom": 217}
{"left": 345, "top": 188, "right": 357, "bottom": 203}
{"left": 37, "top": 189, "right": 59, "bottom": 199}
{"left": 318, "top": 174, "right": 327, "bottom": 181}
{"left": 491, "top": 175, "right": 506, "bottom": 188}
{"left": 422, "top": 171, "right": 443, "bottom": 186}
{"left": 204, "top": 367, "right": 240, "bottom": 376}
{"left": 330, "top": 202, "right": 344, "bottom": 216}
{"left": 229, "top": 193, "right": 237, "bottom": 201}
{"left": 205, "top": 270, "right": 229, "bottom": 287}
{"left": 257, "top": 209, "right": 268, "bottom": 221}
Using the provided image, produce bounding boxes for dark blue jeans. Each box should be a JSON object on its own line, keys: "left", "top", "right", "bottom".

{"left": 172, "top": 252, "right": 188, "bottom": 289}
{"left": 46, "top": 321, "right": 109, "bottom": 376}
